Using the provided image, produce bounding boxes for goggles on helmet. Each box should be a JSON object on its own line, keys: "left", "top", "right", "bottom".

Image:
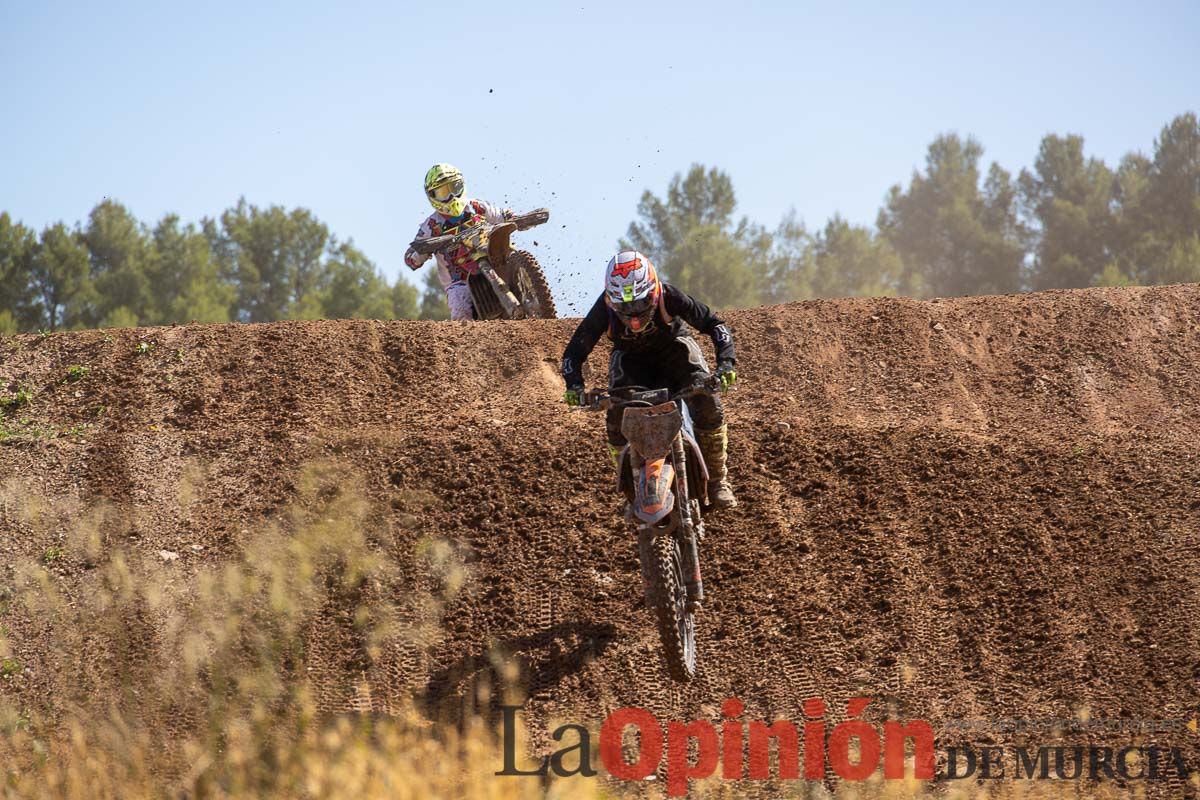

{"left": 614, "top": 295, "right": 655, "bottom": 318}
{"left": 612, "top": 294, "right": 656, "bottom": 331}
{"left": 428, "top": 179, "right": 464, "bottom": 203}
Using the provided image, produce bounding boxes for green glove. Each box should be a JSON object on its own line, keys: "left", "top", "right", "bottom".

{"left": 564, "top": 387, "right": 583, "bottom": 406}
{"left": 716, "top": 363, "right": 737, "bottom": 390}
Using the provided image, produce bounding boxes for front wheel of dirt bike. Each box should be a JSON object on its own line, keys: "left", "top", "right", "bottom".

{"left": 647, "top": 530, "right": 696, "bottom": 682}
{"left": 508, "top": 249, "right": 557, "bottom": 319}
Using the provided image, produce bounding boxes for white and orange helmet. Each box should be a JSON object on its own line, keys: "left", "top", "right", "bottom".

{"left": 604, "top": 250, "right": 661, "bottom": 333}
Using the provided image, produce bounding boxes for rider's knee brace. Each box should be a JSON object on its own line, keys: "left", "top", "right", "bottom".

{"left": 688, "top": 392, "right": 725, "bottom": 430}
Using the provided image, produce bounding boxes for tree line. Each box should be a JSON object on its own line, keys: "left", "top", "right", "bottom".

{"left": 2, "top": 112, "right": 1196, "bottom": 333}
{"left": 0, "top": 198, "right": 452, "bottom": 334}
{"left": 625, "top": 112, "right": 1200, "bottom": 306}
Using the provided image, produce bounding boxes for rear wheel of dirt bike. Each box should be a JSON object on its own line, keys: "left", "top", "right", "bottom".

{"left": 647, "top": 530, "right": 696, "bottom": 682}
{"left": 508, "top": 249, "right": 557, "bottom": 319}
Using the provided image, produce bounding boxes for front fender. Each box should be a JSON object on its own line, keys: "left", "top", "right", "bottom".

{"left": 487, "top": 221, "right": 517, "bottom": 274}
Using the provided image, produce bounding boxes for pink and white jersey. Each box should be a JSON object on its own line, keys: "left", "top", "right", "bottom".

{"left": 403, "top": 199, "right": 510, "bottom": 288}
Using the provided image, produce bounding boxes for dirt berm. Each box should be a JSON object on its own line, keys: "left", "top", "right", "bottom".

{"left": 2, "top": 284, "right": 1199, "bottom": 790}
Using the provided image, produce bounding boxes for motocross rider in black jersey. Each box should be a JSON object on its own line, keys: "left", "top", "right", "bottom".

{"left": 561, "top": 250, "right": 737, "bottom": 508}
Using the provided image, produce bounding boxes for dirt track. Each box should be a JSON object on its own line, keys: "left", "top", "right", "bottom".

{"left": 2, "top": 284, "right": 1200, "bottom": 793}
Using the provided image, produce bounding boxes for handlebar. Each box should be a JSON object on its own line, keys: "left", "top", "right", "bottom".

{"left": 577, "top": 378, "right": 723, "bottom": 412}
{"left": 513, "top": 208, "right": 550, "bottom": 230}
{"left": 410, "top": 230, "right": 475, "bottom": 257}
{"left": 409, "top": 208, "right": 550, "bottom": 256}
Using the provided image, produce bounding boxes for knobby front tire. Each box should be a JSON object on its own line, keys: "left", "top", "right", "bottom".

{"left": 647, "top": 532, "right": 696, "bottom": 682}
{"left": 509, "top": 249, "right": 557, "bottom": 319}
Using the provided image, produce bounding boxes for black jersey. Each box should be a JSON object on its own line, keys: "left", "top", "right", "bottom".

{"left": 561, "top": 283, "right": 735, "bottom": 389}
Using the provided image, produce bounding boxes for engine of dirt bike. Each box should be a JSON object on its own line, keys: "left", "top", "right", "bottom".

{"left": 467, "top": 272, "right": 505, "bottom": 319}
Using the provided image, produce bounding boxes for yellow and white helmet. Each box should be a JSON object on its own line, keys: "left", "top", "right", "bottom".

{"left": 424, "top": 163, "right": 467, "bottom": 217}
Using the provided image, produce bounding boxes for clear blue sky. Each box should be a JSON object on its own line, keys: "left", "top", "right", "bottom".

{"left": 3, "top": 0, "right": 1197, "bottom": 313}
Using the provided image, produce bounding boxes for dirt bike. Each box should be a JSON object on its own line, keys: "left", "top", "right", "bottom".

{"left": 409, "top": 208, "right": 557, "bottom": 319}
{"left": 580, "top": 378, "right": 719, "bottom": 682}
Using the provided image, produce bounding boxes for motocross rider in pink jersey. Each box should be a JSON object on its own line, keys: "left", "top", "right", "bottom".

{"left": 403, "top": 163, "right": 512, "bottom": 320}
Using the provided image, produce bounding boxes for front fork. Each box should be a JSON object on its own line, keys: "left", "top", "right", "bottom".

{"left": 480, "top": 263, "right": 525, "bottom": 319}
{"left": 633, "top": 442, "right": 705, "bottom": 609}
{"left": 637, "top": 529, "right": 655, "bottom": 606}
{"left": 673, "top": 435, "right": 704, "bottom": 607}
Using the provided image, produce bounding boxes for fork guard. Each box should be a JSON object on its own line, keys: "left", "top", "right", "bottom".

{"left": 637, "top": 528, "right": 656, "bottom": 606}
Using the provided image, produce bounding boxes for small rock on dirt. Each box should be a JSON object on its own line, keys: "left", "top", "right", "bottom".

{"left": 158, "top": 550, "right": 179, "bottom": 562}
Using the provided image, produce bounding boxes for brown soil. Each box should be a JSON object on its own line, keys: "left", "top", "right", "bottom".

{"left": 2, "top": 284, "right": 1199, "bottom": 794}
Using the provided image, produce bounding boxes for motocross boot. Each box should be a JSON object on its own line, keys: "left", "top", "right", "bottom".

{"left": 696, "top": 424, "right": 737, "bottom": 509}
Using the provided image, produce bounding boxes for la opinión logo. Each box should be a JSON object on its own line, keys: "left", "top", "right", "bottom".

{"left": 496, "top": 697, "right": 1198, "bottom": 797}
{"left": 499, "top": 696, "right": 929, "bottom": 796}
